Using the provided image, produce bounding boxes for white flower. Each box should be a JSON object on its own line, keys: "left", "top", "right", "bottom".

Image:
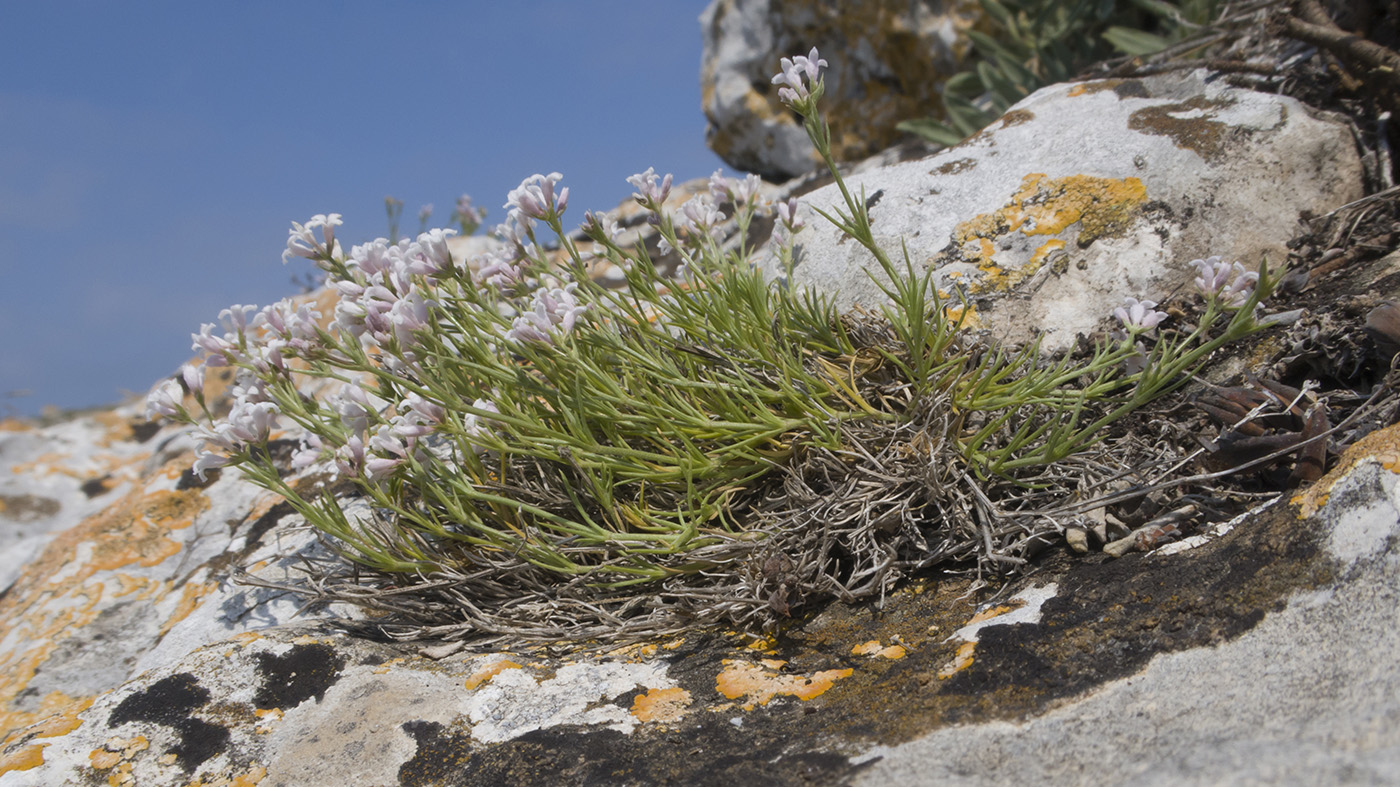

{"left": 180, "top": 364, "right": 205, "bottom": 396}
{"left": 1113, "top": 297, "right": 1169, "bottom": 333}
{"left": 772, "top": 47, "right": 827, "bottom": 105}
{"left": 680, "top": 196, "right": 724, "bottom": 236}
{"left": 505, "top": 172, "right": 568, "bottom": 221}
{"left": 505, "top": 283, "right": 588, "bottom": 345}
{"left": 462, "top": 398, "right": 498, "bottom": 445}
{"left": 405, "top": 228, "right": 457, "bottom": 277}
{"left": 1189, "top": 256, "right": 1259, "bottom": 308}
{"left": 283, "top": 213, "right": 342, "bottom": 265}
{"left": 145, "top": 378, "right": 184, "bottom": 421}
{"left": 627, "top": 167, "right": 673, "bottom": 207}
{"left": 776, "top": 197, "right": 805, "bottom": 233}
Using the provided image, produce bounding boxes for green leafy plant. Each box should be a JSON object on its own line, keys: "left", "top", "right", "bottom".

{"left": 149, "top": 48, "right": 1280, "bottom": 641}
{"left": 898, "top": 0, "right": 1225, "bottom": 147}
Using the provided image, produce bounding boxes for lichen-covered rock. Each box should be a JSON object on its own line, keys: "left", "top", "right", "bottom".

{"left": 0, "top": 65, "right": 1395, "bottom": 787}
{"left": 700, "top": 0, "right": 982, "bottom": 179}
{"left": 768, "top": 69, "right": 1364, "bottom": 351}
{"left": 6, "top": 411, "right": 1400, "bottom": 785}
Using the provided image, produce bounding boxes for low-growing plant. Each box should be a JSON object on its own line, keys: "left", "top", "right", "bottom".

{"left": 149, "top": 49, "right": 1281, "bottom": 641}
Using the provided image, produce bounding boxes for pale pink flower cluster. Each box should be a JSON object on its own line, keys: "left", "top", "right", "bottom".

{"left": 328, "top": 230, "right": 458, "bottom": 366}
{"left": 772, "top": 47, "right": 827, "bottom": 106}
{"left": 679, "top": 195, "right": 725, "bottom": 237}
{"left": 1114, "top": 297, "right": 1169, "bottom": 333}
{"left": 709, "top": 170, "right": 764, "bottom": 209}
{"left": 145, "top": 378, "right": 185, "bottom": 421}
{"left": 627, "top": 167, "right": 673, "bottom": 209}
{"left": 192, "top": 399, "right": 280, "bottom": 478}
{"left": 283, "top": 213, "right": 343, "bottom": 267}
{"left": 1190, "top": 256, "right": 1258, "bottom": 308}
{"left": 506, "top": 172, "right": 569, "bottom": 222}
{"left": 772, "top": 196, "right": 806, "bottom": 250}
{"left": 452, "top": 194, "right": 486, "bottom": 234}
{"left": 505, "top": 282, "right": 588, "bottom": 345}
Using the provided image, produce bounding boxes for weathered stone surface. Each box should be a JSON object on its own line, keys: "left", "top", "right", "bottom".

{"left": 700, "top": 0, "right": 981, "bottom": 179}
{"left": 767, "top": 69, "right": 1364, "bottom": 351}
{"left": 6, "top": 402, "right": 1400, "bottom": 785}
{"left": 858, "top": 428, "right": 1400, "bottom": 786}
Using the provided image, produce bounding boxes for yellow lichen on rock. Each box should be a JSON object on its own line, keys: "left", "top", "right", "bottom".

{"left": 1294, "top": 422, "right": 1400, "bottom": 518}
{"left": 631, "top": 687, "right": 693, "bottom": 724}
{"left": 944, "top": 173, "right": 1148, "bottom": 292}
{"left": 852, "top": 640, "right": 909, "bottom": 660}
{"left": 0, "top": 743, "right": 46, "bottom": 775}
{"left": 464, "top": 659, "right": 525, "bottom": 690}
{"left": 715, "top": 660, "right": 854, "bottom": 711}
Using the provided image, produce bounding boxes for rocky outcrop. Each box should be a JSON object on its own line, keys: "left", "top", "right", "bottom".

{"left": 700, "top": 0, "right": 982, "bottom": 179}
{"left": 5, "top": 362, "right": 1400, "bottom": 784}
{"left": 764, "top": 68, "right": 1364, "bottom": 351}
{"left": 1, "top": 46, "right": 1397, "bottom": 787}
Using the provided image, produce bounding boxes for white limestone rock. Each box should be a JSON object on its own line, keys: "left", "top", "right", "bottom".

{"left": 770, "top": 70, "right": 1364, "bottom": 351}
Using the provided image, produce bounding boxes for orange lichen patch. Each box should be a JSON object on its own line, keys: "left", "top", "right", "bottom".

{"left": 89, "top": 734, "right": 149, "bottom": 775}
{"left": 631, "top": 687, "right": 692, "bottom": 724}
{"left": 7, "top": 484, "right": 209, "bottom": 596}
{"left": 254, "top": 707, "right": 284, "bottom": 734}
{"left": 9, "top": 451, "right": 71, "bottom": 477}
{"left": 0, "top": 676, "right": 97, "bottom": 749}
{"left": 852, "top": 641, "right": 883, "bottom": 656}
{"left": 964, "top": 603, "right": 1018, "bottom": 627}
{"left": 1030, "top": 238, "right": 1066, "bottom": 266}
{"left": 0, "top": 482, "right": 208, "bottom": 743}
{"left": 852, "top": 641, "right": 908, "bottom": 660}
{"left": 745, "top": 637, "right": 776, "bottom": 653}
{"left": 715, "top": 660, "right": 854, "bottom": 711}
{"left": 943, "top": 301, "right": 979, "bottom": 329}
{"left": 158, "top": 580, "right": 218, "bottom": 637}
{"left": 606, "top": 642, "right": 660, "bottom": 661}
{"left": 1294, "top": 422, "right": 1400, "bottom": 517}
{"left": 938, "top": 641, "right": 979, "bottom": 679}
{"left": 372, "top": 657, "right": 405, "bottom": 675}
{"left": 0, "top": 418, "right": 35, "bottom": 433}
{"left": 112, "top": 574, "right": 165, "bottom": 599}
{"left": 0, "top": 744, "right": 45, "bottom": 774}
{"left": 464, "top": 660, "right": 524, "bottom": 690}
{"left": 92, "top": 411, "right": 138, "bottom": 447}
{"left": 228, "top": 632, "right": 264, "bottom": 650}
{"left": 10, "top": 693, "right": 94, "bottom": 743}
{"left": 944, "top": 173, "right": 1147, "bottom": 292}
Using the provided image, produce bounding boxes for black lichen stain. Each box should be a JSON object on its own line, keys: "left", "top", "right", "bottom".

{"left": 1128, "top": 95, "right": 1238, "bottom": 160}
{"left": 108, "top": 673, "right": 230, "bottom": 772}
{"left": 913, "top": 498, "right": 1327, "bottom": 721}
{"left": 461, "top": 725, "right": 865, "bottom": 787}
{"left": 413, "top": 491, "right": 1330, "bottom": 784}
{"left": 129, "top": 419, "right": 163, "bottom": 443}
{"left": 399, "top": 720, "right": 474, "bottom": 787}
{"left": 79, "top": 476, "right": 114, "bottom": 499}
{"left": 252, "top": 642, "right": 345, "bottom": 710}
{"left": 1112, "top": 80, "right": 1150, "bottom": 99}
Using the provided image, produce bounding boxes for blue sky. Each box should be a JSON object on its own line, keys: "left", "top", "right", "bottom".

{"left": 0, "top": 1, "right": 726, "bottom": 417}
